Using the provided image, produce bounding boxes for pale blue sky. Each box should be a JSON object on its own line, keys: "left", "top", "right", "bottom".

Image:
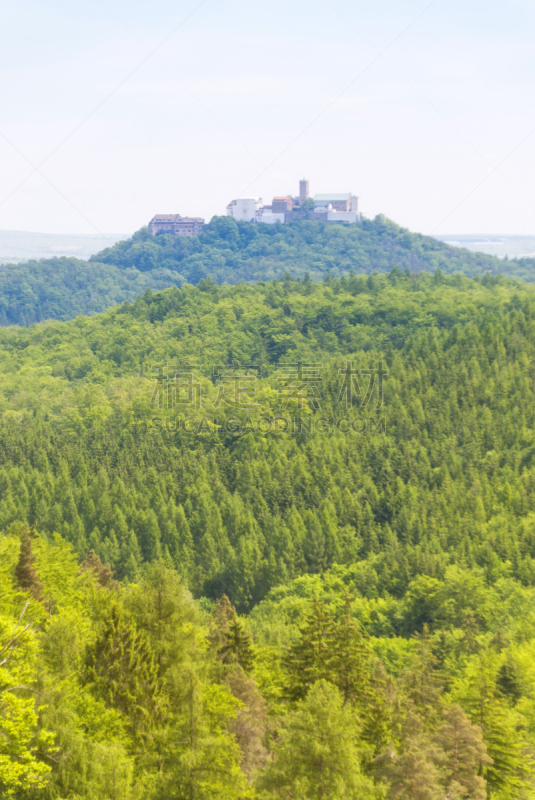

{"left": 1, "top": 0, "right": 535, "bottom": 235}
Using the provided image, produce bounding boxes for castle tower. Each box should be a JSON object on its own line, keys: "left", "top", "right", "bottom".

{"left": 299, "top": 178, "right": 309, "bottom": 206}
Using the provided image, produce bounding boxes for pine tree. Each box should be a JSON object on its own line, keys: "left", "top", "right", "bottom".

{"left": 257, "top": 680, "right": 375, "bottom": 799}
{"left": 14, "top": 527, "right": 43, "bottom": 601}
{"left": 284, "top": 596, "right": 335, "bottom": 701}
{"left": 375, "top": 709, "right": 445, "bottom": 800}
{"left": 84, "top": 602, "right": 165, "bottom": 744}
{"left": 211, "top": 595, "right": 255, "bottom": 673}
{"left": 496, "top": 656, "right": 522, "bottom": 705}
{"left": 219, "top": 617, "right": 256, "bottom": 674}
{"left": 330, "top": 592, "right": 371, "bottom": 705}
{"left": 435, "top": 704, "right": 491, "bottom": 800}
{"left": 127, "top": 561, "right": 197, "bottom": 683}
{"left": 284, "top": 592, "right": 389, "bottom": 752}
{"left": 400, "top": 624, "right": 443, "bottom": 728}
{"left": 79, "top": 549, "right": 115, "bottom": 588}
{"left": 328, "top": 593, "right": 391, "bottom": 757}
{"left": 458, "top": 657, "right": 533, "bottom": 793}
{"left": 155, "top": 668, "right": 250, "bottom": 800}
{"left": 210, "top": 594, "right": 237, "bottom": 651}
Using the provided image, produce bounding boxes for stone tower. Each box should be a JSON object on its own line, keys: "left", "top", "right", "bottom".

{"left": 299, "top": 178, "right": 309, "bottom": 206}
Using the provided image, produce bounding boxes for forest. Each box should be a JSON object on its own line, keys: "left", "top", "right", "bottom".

{"left": 2, "top": 269, "right": 535, "bottom": 796}
{"left": 2, "top": 215, "right": 535, "bottom": 326}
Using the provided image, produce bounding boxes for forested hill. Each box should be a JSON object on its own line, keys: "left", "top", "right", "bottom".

{"left": 93, "top": 214, "right": 509, "bottom": 282}
{"left": 3, "top": 213, "right": 535, "bottom": 326}
{"left": 4, "top": 271, "right": 535, "bottom": 795}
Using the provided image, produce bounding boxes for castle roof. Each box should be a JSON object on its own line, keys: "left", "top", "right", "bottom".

{"left": 150, "top": 214, "right": 204, "bottom": 223}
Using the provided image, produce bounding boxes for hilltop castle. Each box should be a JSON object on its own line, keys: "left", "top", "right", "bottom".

{"left": 148, "top": 179, "right": 361, "bottom": 238}
{"left": 226, "top": 179, "right": 361, "bottom": 225}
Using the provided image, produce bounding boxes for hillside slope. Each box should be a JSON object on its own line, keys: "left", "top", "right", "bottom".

{"left": 3, "top": 214, "right": 535, "bottom": 326}
{"left": 94, "top": 214, "right": 510, "bottom": 282}
{"left": 0, "top": 256, "right": 185, "bottom": 326}
{"left": 1, "top": 269, "right": 534, "bottom": 603}
{"left": 3, "top": 272, "right": 535, "bottom": 796}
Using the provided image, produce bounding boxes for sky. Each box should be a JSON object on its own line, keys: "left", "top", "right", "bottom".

{"left": 1, "top": 0, "right": 535, "bottom": 236}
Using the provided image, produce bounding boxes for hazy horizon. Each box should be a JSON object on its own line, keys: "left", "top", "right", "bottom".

{"left": 3, "top": 226, "right": 535, "bottom": 263}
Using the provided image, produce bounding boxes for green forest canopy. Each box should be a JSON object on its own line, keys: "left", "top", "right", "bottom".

{"left": 3, "top": 214, "right": 535, "bottom": 326}
{"left": 3, "top": 270, "right": 535, "bottom": 797}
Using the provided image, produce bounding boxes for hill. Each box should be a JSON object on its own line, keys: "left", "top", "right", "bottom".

{"left": 3, "top": 271, "right": 535, "bottom": 796}
{"left": 1, "top": 268, "right": 534, "bottom": 601}
{"left": 93, "top": 214, "right": 511, "bottom": 281}
{"left": 3, "top": 214, "right": 535, "bottom": 326}
{"left": 0, "top": 255, "right": 185, "bottom": 326}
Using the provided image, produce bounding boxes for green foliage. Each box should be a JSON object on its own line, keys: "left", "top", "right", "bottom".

{"left": 284, "top": 593, "right": 373, "bottom": 704}
{"left": 452, "top": 656, "right": 534, "bottom": 794}
{"left": 258, "top": 680, "right": 376, "bottom": 799}
{"left": 219, "top": 617, "right": 256, "bottom": 674}
{"left": 84, "top": 602, "right": 166, "bottom": 744}
{"left": 156, "top": 678, "right": 251, "bottom": 800}
{"left": 94, "top": 217, "right": 516, "bottom": 286}
{"left": 4, "top": 270, "right": 535, "bottom": 795}
{"left": 0, "top": 607, "right": 53, "bottom": 796}
{"left": 3, "top": 215, "right": 535, "bottom": 326}
{"left": 4, "top": 272, "right": 535, "bottom": 614}
{"left": 0, "top": 256, "right": 186, "bottom": 326}
{"left": 210, "top": 594, "right": 256, "bottom": 673}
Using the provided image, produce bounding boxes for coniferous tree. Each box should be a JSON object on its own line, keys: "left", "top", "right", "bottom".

{"left": 156, "top": 669, "right": 250, "bottom": 800}
{"left": 80, "top": 549, "right": 115, "bottom": 588}
{"left": 284, "top": 596, "right": 335, "bottom": 701}
{"left": 329, "top": 593, "right": 391, "bottom": 756}
{"left": 458, "top": 657, "right": 533, "bottom": 794}
{"left": 400, "top": 625, "right": 443, "bottom": 729}
{"left": 435, "top": 704, "right": 491, "bottom": 800}
{"left": 127, "top": 561, "right": 197, "bottom": 684}
{"left": 257, "top": 680, "right": 375, "bottom": 799}
{"left": 225, "top": 664, "right": 268, "bottom": 780}
{"left": 210, "top": 594, "right": 255, "bottom": 673}
{"left": 210, "top": 595, "right": 236, "bottom": 650}
{"left": 15, "top": 527, "right": 43, "bottom": 601}
{"left": 330, "top": 592, "right": 371, "bottom": 705}
{"left": 284, "top": 593, "right": 389, "bottom": 753}
{"left": 84, "top": 602, "right": 165, "bottom": 745}
{"left": 219, "top": 617, "right": 256, "bottom": 674}
{"left": 496, "top": 656, "right": 523, "bottom": 705}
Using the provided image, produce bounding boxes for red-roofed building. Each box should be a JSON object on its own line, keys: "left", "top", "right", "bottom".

{"left": 272, "top": 196, "right": 294, "bottom": 213}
